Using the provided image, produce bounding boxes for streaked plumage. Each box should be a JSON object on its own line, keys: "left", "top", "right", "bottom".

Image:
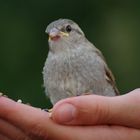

{"left": 43, "top": 19, "right": 119, "bottom": 105}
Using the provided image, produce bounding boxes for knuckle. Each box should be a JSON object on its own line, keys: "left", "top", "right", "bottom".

{"left": 96, "top": 102, "right": 109, "bottom": 123}
{"left": 26, "top": 122, "right": 48, "bottom": 140}
{"left": 14, "top": 135, "right": 30, "bottom": 140}
{"left": 92, "top": 99, "right": 110, "bottom": 124}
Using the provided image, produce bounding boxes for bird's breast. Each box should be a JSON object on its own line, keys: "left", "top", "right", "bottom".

{"left": 43, "top": 48, "right": 109, "bottom": 104}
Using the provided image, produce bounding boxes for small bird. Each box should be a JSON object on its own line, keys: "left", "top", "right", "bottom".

{"left": 43, "top": 19, "right": 119, "bottom": 105}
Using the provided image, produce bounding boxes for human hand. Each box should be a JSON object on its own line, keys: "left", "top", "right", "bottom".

{"left": 52, "top": 89, "right": 140, "bottom": 129}
{"left": 0, "top": 89, "right": 140, "bottom": 140}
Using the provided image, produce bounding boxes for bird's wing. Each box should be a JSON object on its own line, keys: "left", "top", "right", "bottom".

{"left": 94, "top": 48, "right": 119, "bottom": 95}
{"left": 104, "top": 63, "right": 119, "bottom": 95}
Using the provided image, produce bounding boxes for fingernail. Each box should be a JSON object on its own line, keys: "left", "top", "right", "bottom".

{"left": 55, "top": 103, "right": 77, "bottom": 123}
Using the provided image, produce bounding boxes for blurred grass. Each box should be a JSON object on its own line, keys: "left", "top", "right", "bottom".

{"left": 0, "top": 0, "right": 140, "bottom": 108}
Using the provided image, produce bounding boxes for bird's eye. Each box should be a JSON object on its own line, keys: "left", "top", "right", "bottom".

{"left": 66, "top": 25, "right": 72, "bottom": 32}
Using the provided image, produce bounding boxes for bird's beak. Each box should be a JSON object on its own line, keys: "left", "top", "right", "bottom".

{"left": 59, "top": 31, "right": 69, "bottom": 37}
{"left": 47, "top": 28, "right": 69, "bottom": 41}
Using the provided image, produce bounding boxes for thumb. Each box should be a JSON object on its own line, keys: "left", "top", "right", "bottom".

{"left": 51, "top": 89, "right": 140, "bottom": 129}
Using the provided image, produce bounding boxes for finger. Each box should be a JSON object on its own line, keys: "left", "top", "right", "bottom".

{"left": 0, "top": 118, "right": 30, "bottom": 140}
{"left": 48, "top": 124, "right": 140, "bottom": 140}
{"left": 52, "top": 89, "right": 140, "bottom": 128}
{"left": 0, "top": 96, "right": 140, "bottom": 140}
{"left": 0, "top": 134, "right": 11, "bottom": 140}
{"left": 0, "top": 97, "right": 50, "bottom": 139}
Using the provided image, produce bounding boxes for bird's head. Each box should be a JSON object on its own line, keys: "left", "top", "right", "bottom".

{"left": 45, "top": 19, "right": 85, "bottom": 52}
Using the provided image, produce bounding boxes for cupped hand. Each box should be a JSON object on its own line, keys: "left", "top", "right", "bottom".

{"left": 52, "top": 89, "right": 140, "bottom": 128}
{"left": 0, "top": 89, "right": 140, "bottom": 140}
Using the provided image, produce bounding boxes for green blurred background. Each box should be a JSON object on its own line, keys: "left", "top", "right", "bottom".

{"left": 0, "top": 0, "right": 140, "bottom": 108}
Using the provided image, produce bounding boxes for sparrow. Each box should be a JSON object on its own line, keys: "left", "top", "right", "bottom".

{"left": 43, "top": 19, "right": 119, "bottom": 105}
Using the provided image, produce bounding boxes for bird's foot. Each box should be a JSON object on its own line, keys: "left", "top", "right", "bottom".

{"left": 83, "top": 90, "right": 93, "bottom": 95}
{"left": 83, "top": 92, "right": 92, "bottom": 95}
{"left": 43, "top": 108, "right": 53, "bottom": 113}
{"left": 43, "top": 108, "right": 53, "bottom": 118}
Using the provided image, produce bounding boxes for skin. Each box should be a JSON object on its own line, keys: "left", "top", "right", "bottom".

{"left": 0, "top": 89, "right": 140, "bottom": 140}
